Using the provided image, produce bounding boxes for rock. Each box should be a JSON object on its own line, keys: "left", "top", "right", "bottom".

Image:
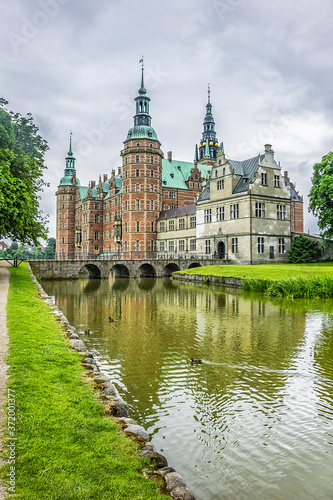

{"left": 102, "top": 383, "right": 117, "bottom": 397}
{"left": 83, "top": 357, "right": 97, "bottom": 365}
{"left": 116, "top": 417, "right": 138, "bottom": 427}
{"left": 94, "top": 374, "right": 110, "bottom": 385}
{"left": 124, "top": 424, "right": 149, "bottom": 442}
{"left": 165, "top": 472, "right": 186, "bottom": 490}
{"left": 142, "top": 451, "right": 168, "bottom": 470}
{"left": 155, "top": 467, "right": 176, "bottom": 477}
{"left": 105, "top": 399, "right": 128, "bottom": 418}
{"left": 170, "top": 486, "right": 196, "bottom": 499}
{"left": 82, "top": 363, "right": 99, "bottom": 373}
{"left": 69, "top": 339, "right": 87, "bottom": 352}
{"left": 140, "top": 442, "right": 157, "bottom": 454}
{"left": 69, "top": 333, "right": 80, "bottom": 340}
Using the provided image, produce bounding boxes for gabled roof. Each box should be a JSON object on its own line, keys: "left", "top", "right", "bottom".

{"left": 231, "top": 154, "right": 264, "bottom": 194}
{"left": 162, "top": 159, "right": 211, "bottom": 189}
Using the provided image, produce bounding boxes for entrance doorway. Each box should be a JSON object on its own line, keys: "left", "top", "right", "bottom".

{"left": 217, "top": 241, "right": 225, "bottom": 259}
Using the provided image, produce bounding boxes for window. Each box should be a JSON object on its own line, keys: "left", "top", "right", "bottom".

{"left": 170, "top": 204, "right": 176, "bottom": 209}
{"left": 170, "top": 191, "right": 175, "bottom": 199}
{"left": 151, "top": 221, "right": 154, "bottom": 231}
{"left": 136, "top": 169, "right": 139, "bottom": 177}
{"left": 230, "top": 204, "right": 239, "bottom": 219}
{"left": 136, "top": 199, "right": 140, "bottom": 210}
{"left": 136, "top": 184, "right": 140, "bottom": 192}
{"left": 150, "top": 184, "right": 154, "bottom": 192}
{"left": 62, "top": 203, "right": 65, "bottom": 209}
{"left": 205, "top": 240, "right": 211, "bottom": 254}
{"left": 194, "top": 174, "right": 198, "bottom": 180}
{"left": 62, "top": 236, "right": 64, "bottom": 244}
{"left": 258, "top": 237, "right": 264, "bottom": 254}
{"left": 160, "top": 241, "right": 165, "bottom": 252}
{"left": 63, "top": 213, "right": 65, "bottom": 219}
{"left": 215, "top": 170, "right": 218, "bottom": 177}
{"left": 179, "top": 240, "right": 185, "bottom": 252}
{"left": 204, "top": 209, "right": 212, "bottom": 223}
{"left": 151, "top": 241, "right": 154, "bottom": 251}
{"left": 125, "top": 222, "right": 128, "bottom": 232}
{"left": 274, "top": 175, "right": 280, "bottom": 187}
{"left": 136, "top": 142, "right": 140, "bottom": 147}
{"left": 109, "top": 213, "right": 112, "bottom": 222}
{"left": 125, "top": 200, "right": 128, "bottom": 210}
{"left": 136, "top": 155, "right": 139, "bottom": 163}
{"left": 279, "top": 238, "right": 285, "bottom": 254}
{"left": 136, "top": 221, "right": 140, "bottom": 232}
{"left": 223, "top": 167, "right": 225, "bottom": 175}
{"left": 95, "top": 214, "right": 100, "bottom": 223}
{"left": 103, "top": 231, "right": 106, "bottom": 240}
{"left": 95, "top": 203, "right": 100, "bottom": 209}
{"left": 124, "top": 241, "right": 127, "bottom": 251}
{"left": 217, "top": 206, "right": 225, "bottom": 221}
{"left": 108, "top": 229, "right": 112, "bottom": 239}
{"left": 168, "top": 240, "right": 174, "bottom": 252}
{"left": 94, "top": 231, "right": 99, "bottom": 240}
{"left": 151, "top": 170, "right": 154, "bottom": 178}
{"left": 151, "top": 156, "right": 154, "bottom": 164}
{"left": 255, "top": 202, "right": 265, "bottom": 218}
{"left": 217, "top": 180, "right": 224, "bottom": 190}
{"left": 232, "top": 237, "right": 238, "bottom": 253}
{"left": 62, "top": 223, "right": 65, "bottom": 230}
{"left": 160, "top": 222, "right": 165, "bottom": 231}
{"left": 62, "top": 195, "right": 65, "bottom": 201}
{"left": 190, "top": 239, "right": 196, "bottom": 251}
{"left": 136, "top": 240, "right": 140, "bottom": 251}
{"left": 277, "top": 204, "right": 286, "bottom": 220}
{"left": 169, "top": 220, "right": 175, "bottom": 231}
{"left": 150, "top": 200, "right": 154, "bottom": 210}
{"left": 179, "top": 218, "right": 185, "bottom": 229}
{"left": 190, "top": 216, "right": 196, "bottom": 228}
{"left": 261, "top": 173, "right": 267, "bottom": 185}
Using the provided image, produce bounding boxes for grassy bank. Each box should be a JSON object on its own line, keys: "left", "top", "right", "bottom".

{"left": 0, "top": 264, "right": 166, "bottom": 500}
{"left": 176, "top": 263, "right": 333, "bottom": 298}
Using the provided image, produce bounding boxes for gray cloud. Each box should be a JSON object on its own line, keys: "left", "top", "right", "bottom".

{"left": 1, "top": 0, "right": 333, "bottom": 239}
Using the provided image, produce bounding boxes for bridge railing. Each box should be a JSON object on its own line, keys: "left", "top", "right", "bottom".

{"left": 53, "top": 252, "right": 228, "bottom": 261}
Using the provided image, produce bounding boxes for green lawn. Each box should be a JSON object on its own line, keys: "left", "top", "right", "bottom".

{"left": 0, "top": 264, "right": 167, "bottom": 500}
{"left": 176, "top": 263, "right": 333, "bottom": 280}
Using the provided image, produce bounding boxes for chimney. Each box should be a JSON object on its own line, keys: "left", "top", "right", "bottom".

{"left": 91, "top": 181, "right": 96, "bottom": 188}
{"left": 167, "top": 151, "right": 172, "bottom": 162}
{"left": 72, "top": 172, "right": 76, "bottom": 185}
{"left": 118, "top": 167, "right": 121, "bottom": 175}
{"left": 284, "top": 171, "right": 288, "bottom": 179}
{"left": 103, "top": 174, "right": 107, "bottom": 182}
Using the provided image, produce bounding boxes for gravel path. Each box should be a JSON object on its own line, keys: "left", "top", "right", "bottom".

{"left": 0, "top": 263, "right": 10, "bottom": 499}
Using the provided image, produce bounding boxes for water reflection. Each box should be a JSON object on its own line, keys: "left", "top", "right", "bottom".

{"left": 43, "top": 278, "right": 333, "bottom": 500}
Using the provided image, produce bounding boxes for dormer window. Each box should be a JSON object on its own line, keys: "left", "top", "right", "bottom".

{"left": 136, "top": 143, "right": 140, "bottom": 147}
{"left": 148, "top": 131, "right": 152, "bottom": 137}
{"left": 170, "top": 173, "right": 174, "bottom": 178}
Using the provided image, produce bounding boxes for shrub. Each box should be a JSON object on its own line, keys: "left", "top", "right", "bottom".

{"left": 288, "top": 235, "right": 320, "bottom": 263}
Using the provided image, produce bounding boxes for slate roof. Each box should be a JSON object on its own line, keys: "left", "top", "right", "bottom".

{"left": 158, "top": 204, "right": 196, "bottom": 221}
{"left": 232, "top": 154, "right": 264, "bottom": 193}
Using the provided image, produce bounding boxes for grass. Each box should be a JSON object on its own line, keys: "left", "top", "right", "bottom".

{"left": 176, "top": 263, "right": 333, "bottom": 298}
{"left": 0, "top": 264, "right": 167, "bottom": 500}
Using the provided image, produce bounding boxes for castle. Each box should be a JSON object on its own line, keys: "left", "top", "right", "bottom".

{"left": 56, "top": 67, "right": 303, "bottom": 264}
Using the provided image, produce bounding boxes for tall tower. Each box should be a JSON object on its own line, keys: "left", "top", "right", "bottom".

{"left": 197, "top": 85, "right": 220, "bottom": 165}
{"left": 120, "top": 62, "right": 164, "bottom": 258}
{"left": 56, "top": 134, "right": 79, "bottom": 259}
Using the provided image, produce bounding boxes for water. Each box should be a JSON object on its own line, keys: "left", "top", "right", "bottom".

{"left": 43, "top": 277, "right": 333, "bottom": 500}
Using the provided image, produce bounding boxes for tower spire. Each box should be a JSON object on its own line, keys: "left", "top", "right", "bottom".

{"left": 208, "top": 83, "right": 211, "bottom": 104}
{"left": 138, "top": 55, "right": 146, "bottom": 95}
{"left": 197, "top": 86, "right": 219, "bottom": 162}
{"left": 68, "top": 131, "right": 73, "bottom": 156}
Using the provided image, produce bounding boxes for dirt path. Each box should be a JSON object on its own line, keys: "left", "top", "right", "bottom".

{"left": 0, "top": 263, "right": 10, "bottom": 499}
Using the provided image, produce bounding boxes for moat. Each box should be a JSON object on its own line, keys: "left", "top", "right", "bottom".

{"left": 43, "top": 277, "right": 333, "bottom": 500}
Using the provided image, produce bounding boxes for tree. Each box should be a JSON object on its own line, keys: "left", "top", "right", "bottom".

{"left": 45, "top": 237, "right": 56, "bottom": 259}
{"left": 309, "top": 151, "right": 333, "bottom": 238}
{"left": 0, "top": 98, "right": 49, "bottom": 244}
{"left": 288, "top": 235, "right": 320, "bottom": 263}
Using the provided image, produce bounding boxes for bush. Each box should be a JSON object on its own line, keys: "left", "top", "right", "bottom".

{"left": 288, "top": 235, "right": 320, "bottom": 263}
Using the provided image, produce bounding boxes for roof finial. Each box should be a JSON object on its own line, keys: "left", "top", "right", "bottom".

{"left": 138, "top": 55, "right": 147, "bottom": 95}
{"left": 208, "top": 83, "right": 211, "bottom": 103}
{"left": 68, "top": 130, "right": 73, "bottom": 156}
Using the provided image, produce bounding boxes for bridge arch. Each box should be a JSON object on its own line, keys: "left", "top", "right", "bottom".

{"left": 111, "top": 264, "right": 130, "bottom": 278}
{"left": 79, "top": 264, "right": 102, "bottom": 279}
{"left": 164, "top": 262, "right": 180, "bottom": 277}
{"left": 188, "top": 262, "right": 202, "bottom": 270}
{"left": 139, "top": 263, "right": 157, "bottom": 278}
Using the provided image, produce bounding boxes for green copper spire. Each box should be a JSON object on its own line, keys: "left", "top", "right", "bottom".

{"left": 198, "top": 85, "right": 219, "bottom": 161}
{"left": 126, "top": 59, "right": 159, "bottom": 141}
{"left": 194, "top": 144, "right": 199, "bottom": 163}
{"left": 65, "top": 132, "right": 75, "bottom": 171}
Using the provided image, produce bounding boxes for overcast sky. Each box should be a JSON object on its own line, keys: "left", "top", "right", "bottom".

{"left": 2, "top": 0, "right": 333, "bottom": 239}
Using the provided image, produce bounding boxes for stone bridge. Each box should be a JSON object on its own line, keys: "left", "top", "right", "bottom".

{"left": 29, "top": 258, "right": 216, "bottom": 280}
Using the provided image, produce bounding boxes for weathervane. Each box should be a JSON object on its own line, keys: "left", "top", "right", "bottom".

{"left": 208, "top": 83, "right": 211, "bottom": 103}
{"left": 139, "top": 55, "right": 144, "bottom": 70}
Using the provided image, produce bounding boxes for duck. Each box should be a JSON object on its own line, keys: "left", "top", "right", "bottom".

{"left": 108, "top": 317, "right": 115, "bottom": 322}
{"left": 190, "top": 358, "right": 203, "bottom": 364}
{"left": 84, "top": 329, "right": 92, "bottom": 335}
